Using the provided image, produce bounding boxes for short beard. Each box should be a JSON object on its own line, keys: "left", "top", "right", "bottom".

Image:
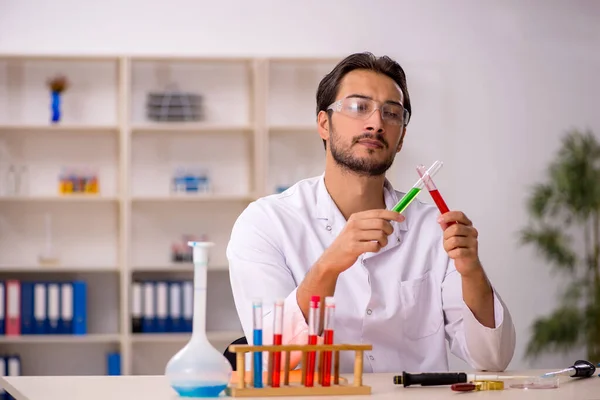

{"left": 328, "top": 121, "right": 396, "bottom": 177}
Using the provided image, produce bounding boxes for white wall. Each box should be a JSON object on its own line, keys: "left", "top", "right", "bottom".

{"left": 2, "top": 0, "right": 600, "bottom": 371}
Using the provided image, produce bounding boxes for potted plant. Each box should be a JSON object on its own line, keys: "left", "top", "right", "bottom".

{"left": 519, "top": 128, "right": 600, "bottom": 363}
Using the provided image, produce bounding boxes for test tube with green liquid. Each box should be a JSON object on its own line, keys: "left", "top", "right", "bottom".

{"left": 392, "top": 161, "right": 443, "bottom": 213}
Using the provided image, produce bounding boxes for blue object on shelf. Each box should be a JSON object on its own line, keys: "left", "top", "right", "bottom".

{"left": 51, "top": 91, "right": 61, "bottom": 123}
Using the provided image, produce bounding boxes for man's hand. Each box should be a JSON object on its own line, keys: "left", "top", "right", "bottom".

{"left": 316, "top": 209, "right": 404, "bottom": 275}
{"left": 438, "top": 210, "right": 495, "bottom": 328}
{"left": 438, "top": 211, "right": 482, "bottom": 277}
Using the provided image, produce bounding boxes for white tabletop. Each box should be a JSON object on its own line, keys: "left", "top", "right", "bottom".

{"left": 1, "top": 371, "right": 599, "bottom": 400}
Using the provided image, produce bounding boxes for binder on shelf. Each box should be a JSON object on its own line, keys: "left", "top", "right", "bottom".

{"left": 0, "top": 282, "right": 5, "bottom": 336}
{"left": 168, "top": 281, "right": 183, "bottom": 333}
{"left": 142, "top": 281, "right": 155, "bottom": 333}
{"left": 131, "top": 282, "right": 142, "bottom": 333}
{"left": 72, "top": 280, "right": 87, "bottom": 335}
{"left": 106, "top": 352, "right": 121, "bottom": 375}
{"left": 60, "top": 282, "right": 73, "bottom": 334}
{"left": 5, "top": 281, "right": 20, "bottom": 336}
{"left": 34, "top": 283, "right": 47, "bottom": 335}
{"left": 155, "top": 281, "right": 168, "bottom": 333}
{"left": 5, "top": 354, "right": 20, "bottom": 400}
{"left": 20, "top": 283, "right": 34, "bottom": 335}
{"left": 182, "top": 280, "right": 193, "bottom": 333}
{"left": 47, "top": 283, "right": 60, "bottom": 334}
{"left": 0, "top": 355, "right": 5, "bottom": 400}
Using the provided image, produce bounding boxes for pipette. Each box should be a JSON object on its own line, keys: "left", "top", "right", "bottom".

{"left": 393, "top": 371, "right": 530, "bottom": 387}
{"left": 392, "top": 160, "right": 443, "bottom": 213}
{"left": 540, "top": 359, "right": 596, "bottom": 379}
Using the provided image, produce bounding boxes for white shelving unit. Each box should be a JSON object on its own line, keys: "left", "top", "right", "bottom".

{"left": 0, "top": 54, "right": 342, "bottom": 376}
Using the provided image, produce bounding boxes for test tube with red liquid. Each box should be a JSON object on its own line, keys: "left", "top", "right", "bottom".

{"left": 416, "top": 163, "right": 455, "bottom": 226}
{"left": 321, "top": 296, "right": 335, "bottom": 386}
{"left": 305, "top": 295, "right": 320, "bottom": 387}
{"left": 271, "top": 298, "right": 284, "bottom": 387}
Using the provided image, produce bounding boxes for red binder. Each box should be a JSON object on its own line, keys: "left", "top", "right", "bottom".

{"left": 6, "top": 280, "right": 21, "bottom": 336}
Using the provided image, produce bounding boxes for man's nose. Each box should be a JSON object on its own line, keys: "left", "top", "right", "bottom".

{"left": 364, "top": 108, "right": 385, "bottom": 133}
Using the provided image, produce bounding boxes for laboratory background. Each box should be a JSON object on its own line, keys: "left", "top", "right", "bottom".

{"left": 0, "top": 0, "right": 598, "bottom": 379}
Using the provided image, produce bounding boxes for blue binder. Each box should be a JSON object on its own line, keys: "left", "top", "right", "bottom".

{"left": 20, "top": 282, "right": 34, "bottom": 335}
{"left": 33, "top": 282, "right": 47, "bottom": 335}
{"left": 72, "top": 281, "right": 87, "bottom": 335}
{"left": 60, "top": 282, "right": 73, "bottom": 334}
{"left": 168, "top": 281, "right": 183, "bottom": 332}
{"left": 142, "top": 281, "right": 155, "bottom": 333}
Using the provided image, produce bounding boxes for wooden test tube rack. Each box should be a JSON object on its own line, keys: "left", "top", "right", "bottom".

{"left": 225, "top": 343, "right": 372, "bottom": 397}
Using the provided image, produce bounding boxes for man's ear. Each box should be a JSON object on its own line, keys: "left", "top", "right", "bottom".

{"left": 317, "top": 110, "right": 330, "bottom": 142}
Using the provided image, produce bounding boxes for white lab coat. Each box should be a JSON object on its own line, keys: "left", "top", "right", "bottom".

{"left": 227, "top": 174, "right": 516, "bottom": 373}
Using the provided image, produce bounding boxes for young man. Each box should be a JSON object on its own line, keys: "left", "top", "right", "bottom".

{"left": 227, "top": 52, "right": 516, "bottom": 373}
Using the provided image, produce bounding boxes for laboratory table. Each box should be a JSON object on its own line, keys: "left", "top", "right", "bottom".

{"left": 0, "top": 370, "right": 599, "bottom": 400}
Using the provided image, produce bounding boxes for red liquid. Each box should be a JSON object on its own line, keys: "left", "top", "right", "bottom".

{"left": 429, "top": 189, "right": 455, "bottom": 226}
{"left": 322, "top": 329, "right": 334, "bottom": 386}
{"left": 305, "top": 334, "right": 317, "bottom": 387}
{"left": 272, "top": 333, "right": 282, "bottom": 387}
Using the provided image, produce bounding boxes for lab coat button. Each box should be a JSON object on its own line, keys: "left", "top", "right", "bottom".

{"left": 369, "top": 355, "right": 375, "bottom": 361}
{"left": 326, "top": 225, "right": 332, "bottom": 231}
{"left": 366, "top": 309, "right": 372, "bottom": 315}
{"left": 361, "top": 259, "right": 366, "bottom": 265}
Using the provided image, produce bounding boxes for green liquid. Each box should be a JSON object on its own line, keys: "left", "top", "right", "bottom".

{"left": 392, "top": 187, "right": 421, "bottom": 213}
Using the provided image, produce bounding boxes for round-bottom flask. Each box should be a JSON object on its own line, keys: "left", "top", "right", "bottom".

{"left": 165, "top": 241, "right": 233, "bottom": 397}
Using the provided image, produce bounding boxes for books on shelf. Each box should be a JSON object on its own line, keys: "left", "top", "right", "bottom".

{"left": 0, "top": 280, "right": 87, "bottom": 336}
{"left": 131, "top": 280, "right": 192, "bottom": 333}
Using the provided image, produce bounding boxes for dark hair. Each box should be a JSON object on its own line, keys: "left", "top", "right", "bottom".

{"left": 316, "top": 52, "right": 412, "bottom": 148}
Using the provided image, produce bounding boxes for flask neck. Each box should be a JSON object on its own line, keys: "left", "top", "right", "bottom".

{"left": 192, "top": 262, "right": 207, "bottom": 338}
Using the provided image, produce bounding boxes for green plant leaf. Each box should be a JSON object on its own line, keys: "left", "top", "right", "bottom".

{"left": 526, "top": 183, "right": 556, "bottom": 219}
{"left": 520, "top": 226, "right": 577, "bottom": 271}
{"left": 525, "top": 307, "right": 583, "bottom": 359}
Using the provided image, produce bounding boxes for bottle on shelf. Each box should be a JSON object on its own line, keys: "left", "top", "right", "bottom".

{"left": 38, "top": 213, "right": 60, "bottom": 266}
{"left": 165, "top": 241, "right": 232, "bottom": 397}
{"left": 5, "top": 165, "right": 17, "bottom": 196}
{"left": 18, "top": 165, "right": 28, "bottom": 196}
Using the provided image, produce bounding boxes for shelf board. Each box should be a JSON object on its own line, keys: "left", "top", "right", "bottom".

{"left": 0, "top": 265, "right": 118, "bottom": 273}
{"left": 131, "top": 331, "right": 243, "bottom": 344}
{"left": 132, "top": 194, "right": 254, "bottom": 203}
{"left": 0, "top": 334, "right": 120, "bottom": 344}
{"left": 132, "top": 265, "right": 228, "bottom": 272}
{"left": 0, "top": 124, "right": 118, "bottom": 133}
{"left": 131, "top": 123, "right": 253, "bottom": 134}
{"left": 0, "top": 195, "right": 119, "bottom": 203}
{"left": 268, "top": 124, "right": 316, "bottom": 133}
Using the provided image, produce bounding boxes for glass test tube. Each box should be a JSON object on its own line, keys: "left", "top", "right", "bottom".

{"left": 252, "top": 299, "right": 263, "bottom": 388}
{"left": 321, "top": 296, "right": 335, "bottom": 386}
{"left": 271, "top": 299, "right": 284, "bottom": 387}
{"left": 305, "top": 295, "right": 320, "bottom": 387}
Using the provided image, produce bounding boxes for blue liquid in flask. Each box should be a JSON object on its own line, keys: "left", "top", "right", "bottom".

{"left": 166, "top": 241, "right": 233, "bottom": 397}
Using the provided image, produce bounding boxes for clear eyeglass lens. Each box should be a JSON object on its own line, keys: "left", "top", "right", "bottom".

{"left": 340, "top": 98, "right": 404, "bottom": 125}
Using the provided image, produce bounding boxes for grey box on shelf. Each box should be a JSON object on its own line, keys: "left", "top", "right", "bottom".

{"left": 146, "top": 91, "right": 203, "bottom": 122}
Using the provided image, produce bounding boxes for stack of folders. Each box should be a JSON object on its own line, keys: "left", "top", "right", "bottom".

{"left": 0, "top": 280, "right": 87, "bottom": 335}
{"left": 131, "top": 281, "right": 193, "bottom": 333}
{"left": 0, "top": 354, "right": 21, "bottom": 400}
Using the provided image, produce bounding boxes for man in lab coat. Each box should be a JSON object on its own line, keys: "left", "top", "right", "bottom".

{"left": 227, "top": 52, "right": 516, "bottom": 374}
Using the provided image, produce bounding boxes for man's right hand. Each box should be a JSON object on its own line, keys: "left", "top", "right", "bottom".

{"left": 316, "top": 209, "right": 404, "bottom": 275}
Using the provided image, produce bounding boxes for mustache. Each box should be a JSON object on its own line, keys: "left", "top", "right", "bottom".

{"left": 352, "top": 133, "right": 388, "bottom": 148}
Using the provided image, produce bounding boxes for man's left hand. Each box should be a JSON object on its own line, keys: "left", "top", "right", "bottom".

{"left": 438, "top": 211, "right": 483, "bottom": 277}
